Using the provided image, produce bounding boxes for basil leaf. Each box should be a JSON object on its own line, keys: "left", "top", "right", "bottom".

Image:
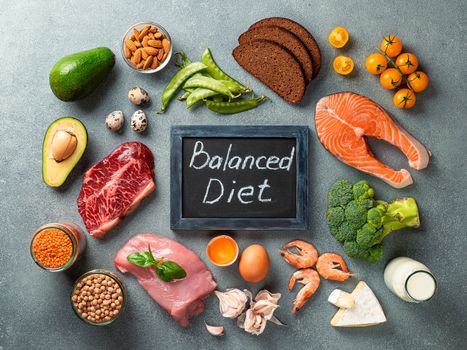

{"left": 155, "top": 261, "right": 187, "bottom": 282}
{"left": 127, "top": 251, "right": 156, "bottom": 268}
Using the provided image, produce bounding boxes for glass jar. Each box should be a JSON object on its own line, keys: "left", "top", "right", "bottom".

{"left": 30, "top": 222, "right": 86, "bottom": 272}
{"left": 384, "top": 257, "right": 437, "bottom": 303}
{"left": 71, "top": 269, "right": 127, "bottom": 326}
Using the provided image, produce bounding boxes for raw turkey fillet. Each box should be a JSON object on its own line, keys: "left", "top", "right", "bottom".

{"left": 77, "top": 142, "right": 155, "bottom": 238}
{"left": 315, "top": 92, "right": 430, "bottom": 188}
{"left": 114, "top": 233, "right": 217, "bottom": 327}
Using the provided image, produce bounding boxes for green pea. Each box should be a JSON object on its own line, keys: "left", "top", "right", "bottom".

{"left": 186, "top": 88, "right": 218, "bottom": 108}
{"left": 183, "top": 76, "right": 237, "bottom": 99}
{"left": 160, "top": 62, "right": 207, "bottom": 113}
{"left": 205, "top": 96, "right": 268, "bottom": 115}
{"left": 201, "top": 48, "right": 246, "bottom": 90}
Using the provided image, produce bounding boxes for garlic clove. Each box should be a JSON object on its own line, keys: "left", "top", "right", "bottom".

{"left": 215, "top": 289, "right": 248, "bottom": 319}
{"left": 205, "top": 322, "right": 224, "bottom": 336}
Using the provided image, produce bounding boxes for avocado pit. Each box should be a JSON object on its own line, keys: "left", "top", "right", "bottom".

{"left": 52, "top": 130, "right": 78, "bottom": 162}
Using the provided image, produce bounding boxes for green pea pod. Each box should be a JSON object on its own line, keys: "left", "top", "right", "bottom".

{"left": 205, "top": 96, "right": 268, "bottom": 115}
{"left": 201, "top": 48, "right": 246, "bottom": 91}
{"left": 183, "top": 76, "right": 237, "bottom": 99}
{"left": 177, "top": 90, "right": 192, "bottom": 101}
{"left": 186, "top": 88, "right": 219, "bottom": 108}
{"left": 160, "top": 62, "right": 207, "bottom": 113}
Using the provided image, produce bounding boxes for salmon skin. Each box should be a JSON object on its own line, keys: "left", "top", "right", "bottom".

{"left": 315, "top": 92, "right": 430, "bottom": 188}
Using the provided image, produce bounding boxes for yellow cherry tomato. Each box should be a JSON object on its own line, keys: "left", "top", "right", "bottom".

{"left": 380, "top": 35, "right": 403, "bottom": 58}
{"left": 407, "top": 71, "right": 429, "bottom": 93}
{"left": 393, "top": 88, "right": 416, "bottom": 109}
{"left": 396, "top": 53, "right": 419, "bottom": 75}
{"left": 379, "top": 68, "right": 403, "bottom": 90}
{"left": 365, "top": 53, "right": 388, "bottom": 75}
{"left": 333, "top": 56, "right": 354, "bottom": 75}
{"left": 328, "top": 27, "right": 349, "bottom": 48}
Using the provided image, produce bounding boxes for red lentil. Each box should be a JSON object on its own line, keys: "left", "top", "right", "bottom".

{"left": 32, "top": 228, "right": 72, "bottom": 268}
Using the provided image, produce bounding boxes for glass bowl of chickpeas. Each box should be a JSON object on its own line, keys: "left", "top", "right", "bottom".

{"left": 71, "top": 269, "right": 126, "bottom": 326}
{"left": 122, "top": 21, "right": 173, "bottom": 73}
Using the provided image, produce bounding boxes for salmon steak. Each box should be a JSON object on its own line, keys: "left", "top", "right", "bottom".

{"left": 315, "top": 92, "right": 430, "bottom": 188}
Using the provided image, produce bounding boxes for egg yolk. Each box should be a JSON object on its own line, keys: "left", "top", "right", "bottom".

{"left": 208, "top": 237, "right": 237, "bottom": 265}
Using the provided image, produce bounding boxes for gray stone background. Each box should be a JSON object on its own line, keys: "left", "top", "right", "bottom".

{"left": 0, "top": 0, "right": 466, "bottom": 349}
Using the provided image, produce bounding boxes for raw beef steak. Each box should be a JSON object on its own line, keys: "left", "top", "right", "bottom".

{"left": 77, "top": 142, "right": 155, "bottom": 238}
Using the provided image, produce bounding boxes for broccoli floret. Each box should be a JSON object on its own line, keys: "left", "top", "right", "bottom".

{"left": 356, "top": 223, "right": 384, "bottom": 249}
{"left": 345, "top": 200, "right": 372, "bottom": 229}
{"left": 366, "top": 244, "right": 384, "bottom": 264}
{"left": 353, "top": 180, "right": 375, "bottom": 200}
{"left": 328, "top": 180, "right": 353, "bottom": 207}
{"left": 367, "top": 204, "right": 387, "bottom": 229}
{"left": 327, "top": 179, "right": 421, "bottom": 265}
{"left": 327, "top": 207, "right": 345, "bottom": 227}
{"left": 343, "top": 241, "right": 369, "bottom": 259}
{"left": 336, "top": 222, "right": 358, "bottom": 243}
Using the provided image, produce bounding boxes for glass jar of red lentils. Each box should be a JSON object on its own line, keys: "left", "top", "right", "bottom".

{"left": 71, "top": 269, "right": 127, "bottom": 326}
{"left": 30, "top": 222, "right": 86, "bottom": 272}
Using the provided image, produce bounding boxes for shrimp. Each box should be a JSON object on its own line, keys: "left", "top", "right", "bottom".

{"left": 288, "top": 268, "right": 320, "bottom": 313}
{"left": 278, "top": 240, "right": 318, "bottom": 269}
{"left": 316, "top": 253, "right": 353, "bottom": 282}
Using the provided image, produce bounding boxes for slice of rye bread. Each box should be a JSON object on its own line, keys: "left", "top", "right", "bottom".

{"left": 239, "top": 25, "right": 313, "bottom": 84}
{"left": 232, "top": 40, "right": 305, "bottom": 104}
{"left": 249, "top": 17, "right": 321, "bottom": 79}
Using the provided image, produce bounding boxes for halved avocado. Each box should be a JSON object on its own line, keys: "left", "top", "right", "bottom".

{"left": 42, "top": 117, "right": 87, "bottom": 187}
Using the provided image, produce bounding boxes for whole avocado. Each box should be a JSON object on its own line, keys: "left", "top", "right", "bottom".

{"left": 49, "top": 47, "right": 115, "bottom": 101}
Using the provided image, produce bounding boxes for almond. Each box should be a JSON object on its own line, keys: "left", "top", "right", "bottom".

{"left": 133, "top": 28, "right": 140, "bottom": 39}
{"left": 148, "top": 32, "right": 155, "bottom": 40}
{"left": 154, "top": 32, "right": 163, "bottom": 39}
{"left": 125, "top": 39, "right": 137, "bottom": 52}
{"left": 162, "top": 38, "right": 170, "bottom": 53}
{"left": 151, "top": 58, "right": 160, "bottom": 69}
{"left": 143, "top": 56, "right": 153, "bottom": 70}
{"left": 150, "top": 26, "right": 157, "bottom": 33}
{"left": 142, "top": 36, "right": 150, "bottom": 47}
{"left": 124, "top": 45, "right": 131, "bottom": 59}
{"left": 130, "top": 34, "right": 136, "bottom": 40}
{"left": 134, "top": 40, "right": 142, "bottom": 48}
{"left": 148, "top": 40, "right": 163, "bottom": 48}
{"left": 136, "top": 61, "right": 144, "bottom": 69}
{"left": 138, "top": 26, "right": 150, "bottom": 41}
{"left": 157, "top": 49, "right": 164, "bottom": 61}
{"left": 130, "top": 55, "right": 138, "bottom": 66}
{"left": 144, "top": 47, "right": 158, "bottom": 56}
{"left": 134, "top": 48, "right": 142, "bottom": 64}
{"left": 141, "top": 48, "right": 148, "bottom": 60}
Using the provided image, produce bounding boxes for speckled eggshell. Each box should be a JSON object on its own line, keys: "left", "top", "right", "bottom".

{"left": 130, "top": 110, "right": 147, "bottom": 133}
{"left": 105, "top": 110, "right": 124, "bottom": 132}
{"left": 128, "top": 87, "right": 150, "bottom": 106}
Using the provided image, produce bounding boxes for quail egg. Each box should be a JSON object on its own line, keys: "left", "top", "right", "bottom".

{"left": 130, "top": 110, "right": 147, "bottom": 133}
{"left": 105, "top": 110, "right": 124, "bottom": 132}
{"left": 128, "top": 86, "right": 150, "bottom": 105}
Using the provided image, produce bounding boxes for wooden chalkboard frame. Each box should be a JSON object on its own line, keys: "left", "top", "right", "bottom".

{"left": 170, "top": 125, "right": 309, "bottom": 230}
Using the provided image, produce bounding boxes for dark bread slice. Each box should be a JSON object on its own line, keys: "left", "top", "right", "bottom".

{"left": 232, "top": 40, "right": 305, "bottom": 104}
{"left": 249, "top": 17, "right": 321, "bottom": 79}
{"left": 239, "top": 25, "right": 313, "bottom": 84}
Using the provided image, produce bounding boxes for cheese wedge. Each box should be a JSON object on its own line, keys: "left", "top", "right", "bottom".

{"left": 330, "top": 281, "right": 386, "bottom": 327}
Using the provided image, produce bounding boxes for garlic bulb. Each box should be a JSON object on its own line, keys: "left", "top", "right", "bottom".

{"left": 237, "top": 289, "right": 283, "bottom": 336}
{"left": 205, "top": 322, "right": 224, "bottom": 336}
{"left": 214, "top": 289, "right": 248, "bottom": 319}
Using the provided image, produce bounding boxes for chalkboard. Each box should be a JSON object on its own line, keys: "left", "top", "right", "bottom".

{"left": 170, "top": 126, "right": 309, "bottom": 230}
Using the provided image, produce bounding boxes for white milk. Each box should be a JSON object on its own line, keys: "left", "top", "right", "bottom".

{"left": 384, "top": 257, "right": 437, "bottom": 303}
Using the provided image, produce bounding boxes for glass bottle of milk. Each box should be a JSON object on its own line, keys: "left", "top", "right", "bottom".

{"left": 384, "top": 257, "right": 437, "bottom": 303}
